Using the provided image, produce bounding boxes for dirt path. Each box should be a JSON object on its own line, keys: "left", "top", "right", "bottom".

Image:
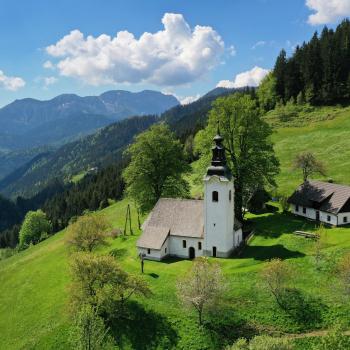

{"left": 284, "top": 329, "right": 350, "bottom": 339}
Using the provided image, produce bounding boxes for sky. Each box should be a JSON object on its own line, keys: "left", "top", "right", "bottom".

{"left": 0, "top": 0, "right": 349, "bottom": 107}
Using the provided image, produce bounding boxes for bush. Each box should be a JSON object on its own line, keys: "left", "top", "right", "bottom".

{"left": 19, "top": 210, "right": 52, "bottom": 249}
{"left": 227, "top": 335, "right": 293, "bottom": 350}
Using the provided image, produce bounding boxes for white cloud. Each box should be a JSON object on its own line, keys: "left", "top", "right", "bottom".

{"left": 0, "top": 70, "right": 25, "bottom": 91}
{"left": 251, "top": 41, "right": 266, "bottom": 50}
{"left": 180, "top": 94, "right": 201, "bottom": 105}
{"left": 46, "top": 13, "right": 225, "bottom": 86}
{"left": 43, "top": 60, "right": 55, "bottom": 69}
{"left": 44, "top": 76, "right": 58, "bottom": 86}
{"left": 306, "top": 0, "right": 350, "bottom": 25}
{"left": 228, "top": 45, "right": 236, "bottom": 56}
{"left": 216, "top": 66, "right": 270, "bottom": 89}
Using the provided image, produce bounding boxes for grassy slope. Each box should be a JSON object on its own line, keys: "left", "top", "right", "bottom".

{"left": 1, "top": 198, "right": 350, "bottom": 349}
{"left": 2, "top": 105, "right": 350, "bottom": 349}
{"left": 270, "top": 105, "right": 350, "bottom": 195}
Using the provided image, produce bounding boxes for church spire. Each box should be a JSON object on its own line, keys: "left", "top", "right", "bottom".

{"left": 206, "top": 122, "right": 231, "bottom": 178}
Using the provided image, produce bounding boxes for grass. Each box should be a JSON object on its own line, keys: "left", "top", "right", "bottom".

{"left": 1, "top": 198, "right": 350, "bottom": 349}
{"left": 2, "top": 104, "right": 350, "bottom": 349}
{"left": 268, "top": 104, "right": 350, "bottom": 195}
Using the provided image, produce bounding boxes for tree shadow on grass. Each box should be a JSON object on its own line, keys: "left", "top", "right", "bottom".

{"left": 249, "top": 212, "right": 319, "bottom": 239}
{"left": 109, "top": 301, "right": 178, "bottom": 350}
{"left": 279, "top": 288, "right": 327, "bottom": 329}
{"left": 241, "top": 244, "right": 305, "bottom": 261}
{"left": 203, "top": 307, "right": 259, "bottom": 347}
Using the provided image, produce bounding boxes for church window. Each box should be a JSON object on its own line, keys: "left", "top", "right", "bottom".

{"left": 229, "top": 190, "right": 232, "bottom": 201}
{"left": 147, "top": 249, "right": 150, "bottom": 254}
{"left": 198, "top": 242, "right": 202, "bottom": 250}
{"left": 183, "top": 240, "right": 187, "bottom": 248}
{"left": 212, "top": 191, "right": 219, "bottom": 202}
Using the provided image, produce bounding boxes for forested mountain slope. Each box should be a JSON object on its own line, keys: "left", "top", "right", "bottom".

{"left": 0, "top": 115, "right": 157, "bottom": 198}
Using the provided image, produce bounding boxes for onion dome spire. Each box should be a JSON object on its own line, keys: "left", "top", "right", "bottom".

{"left": 206, "top": 121, "right": 231, "bottom": 178}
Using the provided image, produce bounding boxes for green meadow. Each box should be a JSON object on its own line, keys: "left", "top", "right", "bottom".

{"left": 1, "top": 198, "right": 350, "bottom": 349}
{"left": 2, "top": 106, "right": 350, "bottom": 349}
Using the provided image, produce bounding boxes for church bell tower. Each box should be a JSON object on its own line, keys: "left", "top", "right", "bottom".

{"left": 203, "top": 125, "right": 236, "bottom": 257}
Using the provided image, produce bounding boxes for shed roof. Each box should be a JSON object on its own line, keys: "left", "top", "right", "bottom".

{"left": 288, "top": 180, "right": 350, "bottom": 214}
{"left": 137, "top": 226, "right": 170, "bottom": 250}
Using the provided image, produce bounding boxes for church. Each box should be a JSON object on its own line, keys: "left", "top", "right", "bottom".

{"left": 136, "top": 128, "right": 243, "bottom": 260}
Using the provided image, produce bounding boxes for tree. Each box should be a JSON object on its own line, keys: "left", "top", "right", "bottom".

{"left": 65, "top": 214, "right": 111, "bottom": 252}
{"left": 123, "top": 124, "right": 190, "bottom": 214}
{"left": 337, "top": 253, "right": 350, "bottom": 296}
{"left": 261, "top": 259, "right": 293, "bottom": 309}
{"left": 195, "top": 94, "right": 279, "bottom": 221}
{"left": 69, "top": 252, "right": 151, "bottom": 317}
{"left": 226, "top": 335, "right": 293, "bottom": 350}
{"left": 19, "top": 210, "right": 52, "bottom": 249}
{"left": 69, "top": 304, "right": 114, "bottom": 350}
{"left": 257, "top": 72, "right": 278, "bottom": 112}
{"left": 176, "top": 257, "right": 225, "bottom": 325}
{"left": 292, "top": 151, "right": 326, "bottom": 182}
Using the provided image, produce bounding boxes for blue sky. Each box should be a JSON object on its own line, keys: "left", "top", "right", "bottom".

{"left": 0, "top": 0, "right": 349, "bottom": 106}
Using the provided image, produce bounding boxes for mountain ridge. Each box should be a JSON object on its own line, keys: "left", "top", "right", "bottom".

{"left": 0, "top": 89, "right": 179, "bottom": 150}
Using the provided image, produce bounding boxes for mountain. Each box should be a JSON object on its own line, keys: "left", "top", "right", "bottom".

{"left": 0, "top": 115, "right": 158, "bottom": 198}
{"left": 0, "top": 90, "right": 178, "bottom": 150}
{"left": 0, "top": 87, "right": 240, "bottom": 198}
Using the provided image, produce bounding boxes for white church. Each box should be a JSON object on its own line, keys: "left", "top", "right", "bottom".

{"left": 136, "top": 129, "right": 243, "bottom": 260}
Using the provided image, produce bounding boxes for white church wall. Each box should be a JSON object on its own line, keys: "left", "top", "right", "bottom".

{"left": 338, "top": 212, "right": 350, "bottom": 226}
{"left": 169, "top": 236, "right": 204, "bottom": 259}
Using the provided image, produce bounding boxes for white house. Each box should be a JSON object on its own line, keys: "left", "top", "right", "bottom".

{"left": 288, "top": 180, "right": 350, "bottom": 226}
{"left": 136, "top": 129, "right": 243, "bottom": 260}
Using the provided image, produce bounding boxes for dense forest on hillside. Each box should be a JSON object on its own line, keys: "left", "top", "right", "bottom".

{"left": 0, "top": 115, "right": 157, "bottom": 198}
{"left": 272, "top": 19, "right": 350, "bottom": 106}
{"left": 0, "top": 163, "right": 125, "bottom": 248}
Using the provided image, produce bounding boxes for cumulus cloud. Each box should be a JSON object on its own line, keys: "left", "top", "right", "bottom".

{"left": 216, "top": 66, "right": 270, "bottom": 89}
{"left": 44, "top": 76, "right": 58, "bottom": 86}
{"left": 0, "top": 70, "right": 25, "bottom": 91}
{"left": 180, "top": 94, "right": 201, "bottom": 105}
{"left": 306, "top": 0, "right": 350, "bottom": 25}
{"left": 45, "top": 13, "right": 225, "bottom": 86}
{"left": 43, "top": 60, "right": 55, "bottom": 69}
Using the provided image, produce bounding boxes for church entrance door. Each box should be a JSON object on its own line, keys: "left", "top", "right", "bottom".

{"left": 189, "top": 247, "right": 195, "bottom": 259}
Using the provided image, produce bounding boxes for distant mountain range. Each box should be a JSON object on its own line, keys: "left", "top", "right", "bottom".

{"left": 0, "top": 90, "right": 179, "bottom": 150}
{"left": 0, "top": 87, "right": 240, "bottom": 198}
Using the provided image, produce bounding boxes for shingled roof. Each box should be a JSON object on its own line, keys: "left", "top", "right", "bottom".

{"left": 288, "top": 180, "right": 350, "bottom": 214}
{"left": 137, "top": 198, "right": 242, "bottom": 249}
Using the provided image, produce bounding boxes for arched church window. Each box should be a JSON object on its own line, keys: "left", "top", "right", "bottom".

{"left": 212, "top": 191, "right": 218, "bottom": 202}
{"left": 229, "top": 190, "right": 232, "bottom": 201}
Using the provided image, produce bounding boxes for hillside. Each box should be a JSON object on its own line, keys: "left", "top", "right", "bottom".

{"left": 1, "top": 199, "right": 349, "bottom": 349}
{"left": 0, "top": 115, "right": 157, "bottom": 198}
{"left": 0, "top": 90, "right": 178, "bottom": 151}
{"left": 266, "top": 105, "right": 350, "bottom": 195}
{"left": 0, "top": 88, "right": 239, "bottom": 199}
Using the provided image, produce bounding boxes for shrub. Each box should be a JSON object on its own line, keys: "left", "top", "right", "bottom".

{"left": 19, "top": 210, "right": 52, "bottom": 249}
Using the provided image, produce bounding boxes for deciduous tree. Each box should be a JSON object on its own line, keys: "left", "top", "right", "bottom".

{"left": 69, "top": 252, "right": 151, "bottom": 317}
{"left": 123, "top": 124, "right": 190, "bottom": 213}
{"left": 195, "top": 94, "right": 279, "bottom": 221}
{"left": 176, "top": 257, "right": 225, "bottom": 325}
{"left": 293, "top": 151, "right": 326, "bottom": 182}
{"left": 261, "top": 258, "right": 294, "bottom": 309}
{"left": 19, "top": 210, "right": 52, "bottom": 249}
{"left": 65, "top": 214, "right": 111, "bottom": 252}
